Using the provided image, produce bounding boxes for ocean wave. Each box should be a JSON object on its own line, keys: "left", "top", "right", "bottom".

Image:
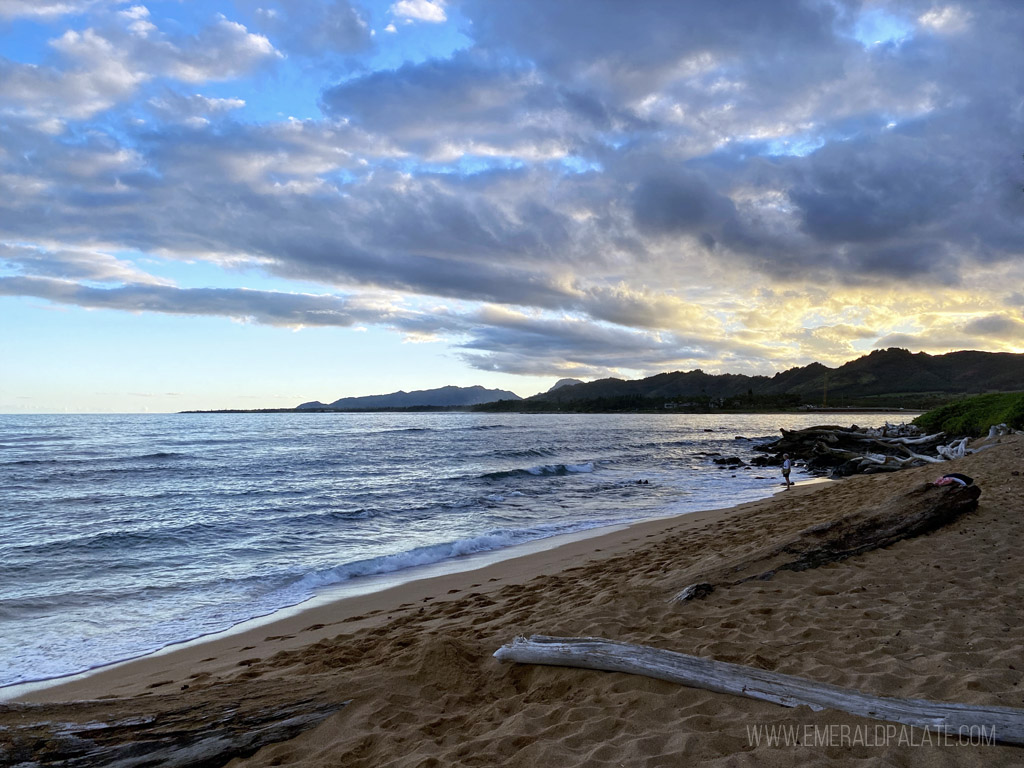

{"left": 0, "top": 517, "right": 635, "bottom": 688}
{"left": 1, "top": 451, "right": 188, "bottom": 468}
{"left": 490, "top": 447, "right": 560, "bottom": 459}
{"left": 0, "top": 435, "right": 75, "bottom": 444}
{"left": 0, "top": 583, "right": 192, "bottom": 620}
{"left": 282, "top": 506, "right": 381, "bottom": 525}
{"left": 8, "top": 520, "right": 226, "bottom": 556}
{"left": 484, "top": 490, "right": 527, "bottom": 502}
{"left": 289, "top": 520, "right": 612, "bottom": 593}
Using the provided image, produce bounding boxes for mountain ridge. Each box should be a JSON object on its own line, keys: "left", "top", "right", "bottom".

{"left": 475, "top": 349, "right": 1024, "bottom": 411}
{"left": 298, "top": 384, "right": 522, "bottom": 410}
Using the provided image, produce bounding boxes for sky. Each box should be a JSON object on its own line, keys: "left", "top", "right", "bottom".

{"left": 0, "top": 0, "right": 1022, "bottom": 413}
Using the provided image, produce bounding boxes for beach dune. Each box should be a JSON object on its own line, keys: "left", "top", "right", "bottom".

{"left": 3, "top": 435, "right": 1023, "bottom": 766}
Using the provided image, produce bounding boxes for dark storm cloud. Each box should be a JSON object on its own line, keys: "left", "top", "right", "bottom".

{"left": 459, "top": 0, "right": 841, "bottom": 93}
{"left": 629, "top": 168, "right": 741, "bottom": 250}
{"left": 456, "top": 312, "right": 708, "bottom": 378}
{"left": 961, "top": 314, "right": 1024, "bottom": 339}
{"left": 788, "top": 134, "right": 968, "bottom": 244}
{"left": 448, "top": 0, "right": 1024, "bottom": 285}
{"left": 454, "top": 306, "right": 777, "bottom": 379}
{"left": 319, "top": 50, "right": 647, "bottom": 160}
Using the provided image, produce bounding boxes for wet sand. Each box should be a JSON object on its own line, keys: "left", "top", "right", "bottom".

{"left": 5, "top": 435, "right": 1023, "bottom": 766}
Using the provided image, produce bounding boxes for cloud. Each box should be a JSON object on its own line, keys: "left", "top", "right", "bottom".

{"left": 454, "top": 305, "right": 783, "bottom": 379}
{"left": 0, "top": 0, "right": 104, "bottom": 18}
{"left": 629, "top": 167, "right": 742, "bottom": 251}
{"left": 153, "top": 16, "right": 281, "bottom": 83}
{"left": 0, "top": 244, "right": 172, "bottom": 285}
{"left": 249, "top": 0, "right": 372, "bottom": 56}
{"left": 961, "top": 313, "right": 1024, "bottom": 339}
{"left": 146, "top": 90, "right": 246, "bottom": 125}
{"left": 390, "top": 0, "right": 446, "bottom": 24}
{"left": 0, "top": 30, "right": 147, "bottom": 122}
{"left": 918, "top": 5, "right": 972, "bottom": 34}
{"left": 0, "top": 11, "right": 280, "bottom": 124}
{"left": 0, "top": 275, "right": 368, "bottom": 327}
{"left": 319, "top": 51, "right": 645, "bottom": 162}
{"left": 2, "top": 0, "right": 1023, "bottom": 385}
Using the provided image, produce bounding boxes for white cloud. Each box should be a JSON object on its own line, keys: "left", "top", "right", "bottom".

{"left": 0, "top": 0, "right": 97, "bottom": 19}
{"left": 119, "top": 4, "right": 155, "bottom": 37}
{"left": 0, "top": 30, "right": 148, "bottom": 121}
{"left": 147, "top": 91, "right": 246, "bottom": 123}
{"left": 390, "top": 0, "right": 446, "bottom": 23}
{"left": 0, "top": 244, "right": 173, "bottom": 285}
{"left": 919, "top": 5, "right": 971, "bottom": 34}
{"left": 0, "top": 13, "right": 279, "bottom": 124}
{"left": 162, "top": 17, "right": 281, "bottom": 84}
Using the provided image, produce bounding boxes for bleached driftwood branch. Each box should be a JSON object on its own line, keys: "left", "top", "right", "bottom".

{"left": 987, "top": 423, "right": 1014, "bottom": 438}
{"left": 936, "top": 437, "right": 970, "bottom": 460}
{"left": 494, "top": 635, "right": 1024, "bottom": 746}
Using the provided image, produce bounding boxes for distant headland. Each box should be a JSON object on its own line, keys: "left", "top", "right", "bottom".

{"left": 182, "top": 349, "right": 1024, "bottom": 414}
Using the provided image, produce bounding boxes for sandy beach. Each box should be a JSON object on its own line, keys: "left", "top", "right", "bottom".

{"left": 3, "top": 434, "right": 1023, "bottom": 766}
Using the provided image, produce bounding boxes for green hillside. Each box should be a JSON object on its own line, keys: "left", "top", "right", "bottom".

{"left": 913, "top": 392, "right": 1024, "bottom": 437}
{"left": 475, "top": 349, "right": 1024, "bottom": 412}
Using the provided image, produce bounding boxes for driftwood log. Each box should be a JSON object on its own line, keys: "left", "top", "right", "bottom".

{"left": 756, "top": 424, "right": 991, "bottom": 477}
{"left": 671, "top": 482, "right": 980, "bottom": 601}
{"left": 0, "top": 694, "right": 347, "bottom": 768}
{"left": 494, "top": 635, "right": 1024, "bottom": 746}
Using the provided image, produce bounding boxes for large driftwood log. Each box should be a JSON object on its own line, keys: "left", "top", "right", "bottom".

{"left": 765, "top": 425, "right": 971, "bottom": 477}
{"left": 0, "top": 695, "right": 347, "bottom": 768}
{"left": 672, "top": 482, "right": 980, "bottom": 600}
{"left": 494, "top": 635, "right": 1024, "bottom": 746}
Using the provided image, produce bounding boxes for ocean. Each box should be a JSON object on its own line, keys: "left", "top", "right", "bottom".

{"left": 0, "top": 411, "right": 910, "bottom": 689}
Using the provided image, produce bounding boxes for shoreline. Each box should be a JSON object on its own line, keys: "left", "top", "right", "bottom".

{"left": 4, "top": 462, "right": 830, "bottom": 702}
{"left": 9, "top": 482, "right": 804, "bottom": 705}
{"left": 6, "top": 435, "right": 1022, "bottom": 766}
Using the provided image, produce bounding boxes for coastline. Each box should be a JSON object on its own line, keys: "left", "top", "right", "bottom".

{"left": 5, "top": 435, "right": 1023, "bottom": 766}
{"left": 8, "top": 490, "right": 778, "bottom": 705}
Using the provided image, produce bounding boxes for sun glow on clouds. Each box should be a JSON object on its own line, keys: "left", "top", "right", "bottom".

{"left": 0, "top": 0, "right": 1022, "bottom": 411}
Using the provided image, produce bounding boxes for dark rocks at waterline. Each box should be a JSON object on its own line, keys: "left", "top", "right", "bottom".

{"left": 712, "top": 456, "right": 746, "bottom": 467}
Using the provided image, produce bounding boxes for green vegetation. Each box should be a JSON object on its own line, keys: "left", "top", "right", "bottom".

{"left": 913, "top": 392, "right": 1024, "bottom": 437}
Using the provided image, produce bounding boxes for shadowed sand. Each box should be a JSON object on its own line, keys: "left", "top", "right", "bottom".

{"left": 5, "top": 435, "right": 1023, "bottom": 766}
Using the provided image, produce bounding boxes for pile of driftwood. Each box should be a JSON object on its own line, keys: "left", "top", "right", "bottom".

{"left": 753, "top": 422, "right": 994, "bottom": 477}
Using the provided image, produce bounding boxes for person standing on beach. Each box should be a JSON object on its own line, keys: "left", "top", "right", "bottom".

{"left": 782, "top": 454, "right": 793, "bottom": 489}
